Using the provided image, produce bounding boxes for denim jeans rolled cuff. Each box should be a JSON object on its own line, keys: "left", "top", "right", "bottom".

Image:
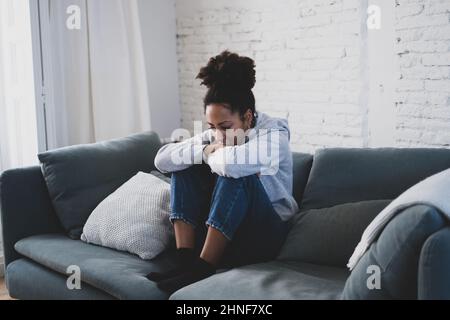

{"left": 169, "top": 213, "right": 198, "bottom": 229}
{"left": 205, "top": 218, "right": 233, "bottom": 241}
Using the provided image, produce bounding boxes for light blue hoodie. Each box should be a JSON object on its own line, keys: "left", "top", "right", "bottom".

{"left": 154, "top": 112, "right": 299, "bottom": 221}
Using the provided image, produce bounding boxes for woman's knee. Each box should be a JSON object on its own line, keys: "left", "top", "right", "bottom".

{"left": 172, "top": 164, "right": 201, "bottom": 178}
{"left": 214, "top": 174, "right": 259, "bottom": 189}
{"left": 171, "top": 164, "right": 217, "bottom": 206}
{"left": 171, "top": 164, "right": 212, "bottom": 184}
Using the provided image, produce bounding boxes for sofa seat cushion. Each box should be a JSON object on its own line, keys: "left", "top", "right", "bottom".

{"left": 6, "top": 258, "right": 115, "bottom": 300}
{"left": 14, "top": 234, "right": 178, "bottom": 300}
{"left": 170, "top": 260, "right": 349, "bottom": 300}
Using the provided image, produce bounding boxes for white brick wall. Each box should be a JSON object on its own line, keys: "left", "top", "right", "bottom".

{"left": 175, "top": 0, "right": 450, "bottom": 153}
{"left": 395, "top": 0, "right": 450, "bottom": 147}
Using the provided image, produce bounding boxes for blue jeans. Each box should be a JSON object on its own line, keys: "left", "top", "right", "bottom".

{"left": 169, "top": 163, "right": 289, "bottom": 268}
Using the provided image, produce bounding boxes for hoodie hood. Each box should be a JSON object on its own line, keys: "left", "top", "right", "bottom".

{"left": 254, "top": 111, "right": 291, "bottom": 141}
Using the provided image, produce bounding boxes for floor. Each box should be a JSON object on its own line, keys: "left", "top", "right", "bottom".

{"left": 0, "top": 278, "right": 12, "bottom": 300}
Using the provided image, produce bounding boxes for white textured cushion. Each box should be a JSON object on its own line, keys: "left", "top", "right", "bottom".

{"left": 81, "top": 171, "right": 174, "bottom": 260}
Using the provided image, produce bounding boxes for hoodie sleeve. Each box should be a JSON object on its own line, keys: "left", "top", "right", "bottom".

{"left": 154, "top": 130, "right": 212, "bottom": 173}
{"left": 205, "top": 128, "right": 288, "bottom": 178}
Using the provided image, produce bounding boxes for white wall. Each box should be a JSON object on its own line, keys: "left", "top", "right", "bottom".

{"left": 395, "top": 0, "right": 450, "bottom": 147}
{"left": 137, "top": 0, "right": 181, "bottom": 140}
{"left": 175, "top": 0, "right": 450, "bottom": 153}
{"left": 367, "top": 0, "right": 397, "bottom": 147}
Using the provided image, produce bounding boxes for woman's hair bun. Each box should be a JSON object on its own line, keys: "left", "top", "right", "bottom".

{"left": 196, "top": 50, "right": 256, "bottom": 91}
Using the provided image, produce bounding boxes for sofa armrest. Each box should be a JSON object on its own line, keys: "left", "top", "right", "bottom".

{"left": 342, "top": 204, "right": 446, "bottom": 299}
{"left": 418, "top": 227, "right": 450, "bottom": 300}
{"left": 0, "top": 166, "right": 62, "bottom": 267}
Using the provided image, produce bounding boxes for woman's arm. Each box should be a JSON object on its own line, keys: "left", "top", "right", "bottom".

{"left": 154, "top": 130, "right": 212, "bottom": 173}
{"left": 205, "top": 128, "right": 288, "bottom": 178}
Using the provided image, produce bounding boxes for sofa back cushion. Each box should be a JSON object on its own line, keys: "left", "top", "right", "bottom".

{"left": 292, "top": 152, "right": 313, "bottom": 205}
{"left": 277, "top": 199, "right": 392, "bottom": 268}
{"left": 38, "top": 131, "right": 161, "bottom": 239}
{"left": 300, "top": 148, "right": 450, "bottom": 211}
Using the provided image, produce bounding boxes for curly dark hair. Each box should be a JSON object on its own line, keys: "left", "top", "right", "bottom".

{"left": 196, "top": 50, "right": 257, "bottom": 127}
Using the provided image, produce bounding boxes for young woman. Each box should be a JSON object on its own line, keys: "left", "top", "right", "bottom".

{"left": 146, "top": 50, "right": 299, "bottom": 294}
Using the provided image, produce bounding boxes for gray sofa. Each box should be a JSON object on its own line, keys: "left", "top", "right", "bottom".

{"left": 1, "top": 131, "right": 450, "bottom": 300}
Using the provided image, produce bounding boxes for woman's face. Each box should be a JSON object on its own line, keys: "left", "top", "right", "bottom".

{"left": 205, "top": 104, "right": 252, "bottom": 145}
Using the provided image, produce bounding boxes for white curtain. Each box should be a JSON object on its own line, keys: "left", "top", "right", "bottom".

{"left": 46, "top": 0, "right": 151, "bottom": 148}
{"left": 0, "top": 0, "right": 39, "bottom": 171}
